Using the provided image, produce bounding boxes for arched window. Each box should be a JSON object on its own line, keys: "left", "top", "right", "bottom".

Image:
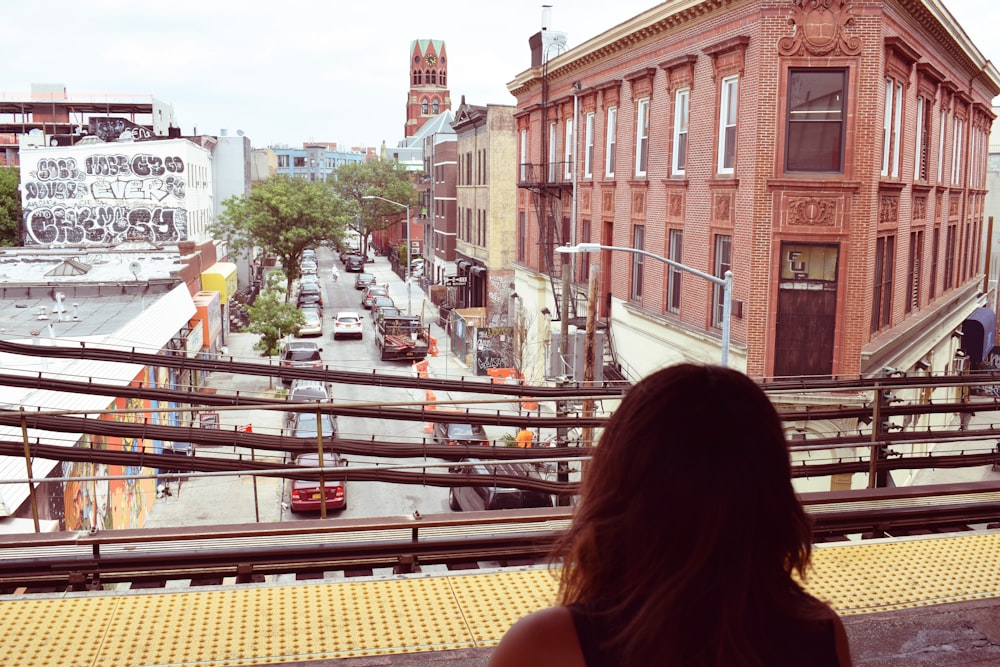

{"left": 413, "top": 70, "right": 421, "bottom": 85}
{"left": 441, "top": 72, "right": 446, "bottom": 86}
{"left": 421, "top": 99, "right": 429, "bottom": 114}
{"left": 432, "top": 100, "right": 439, "bottom": 114}
{"left": 430, "top": 70, "right": 437, "bottom": 85}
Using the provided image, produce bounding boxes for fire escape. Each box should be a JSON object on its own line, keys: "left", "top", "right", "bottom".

{"left": 517, "top": 64, "right": 622, "bottom": 381}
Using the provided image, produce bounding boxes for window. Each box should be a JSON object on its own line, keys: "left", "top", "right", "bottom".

{"left": 717, "top": 75, "right": 739, "bottom": 174}
{"left": 518, "top": 211, "right": 526, "bottom": 262}
{"left": 871, "top": 235, "right": 895, "bottom": 333}
{"left": 277, "top": 155, "right": 289, "bottom": 168}
{"left": 712, "top": 235, "right": 732, "bottom": 327}
{"left": 635, "top": 98, "right": 649, "bottom": 177}
{"left": 520, "top": 129, "right": 528, "bottom": 181}
{"left": 667, "top": 229, "right": 683, "bottom": 313}
{"left": 906, "top": 230, "right": 924, "bottom": 313}
{"left": 929, "top": 225, "right": 940, "bottom": 299}
{"left": 937, "top": 106, "right": 947, "bottom": 184}
{"left": 605, "top": 106, "right": 617, "bottom": 177}
{"left": 944, "top": 224, "right": 956, "bottom": 290}
{"left": 914, "top": 96, "right": 931, "bottom": 181}
{"left": 564, "top": 118, "right": 573, "bottom": 180}
{"left": 881, "top": 77, "right": 904, "bottom": 177}
{"left": 548, "top": 122, "right": 558, "bottom": 181}
{"left": 584, "top": 112, "right": 595, "bottom": 178}
{"left": 786, "top": 69, "right": 846, "bottom": 172}
{"left": 672, "top": 88, "right": 689, "bottom": 175}
{"left": 951, "top": 117, "right": 964, "bottom": 185}
{"left": 294, "top": 156, "right": 306, "bottom": 168}
{"left": 631, "top": 225, "right": 645, "bottom": 300}
{"left": 432, "top": 100, "right": 439, "bottom": 114}
{"left": 421, "top": 99, "right": 429, "bottom": 114}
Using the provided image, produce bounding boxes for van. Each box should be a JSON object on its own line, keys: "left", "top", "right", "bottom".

{"left": 448, "top": 459, "right": 555, "bottom": 511}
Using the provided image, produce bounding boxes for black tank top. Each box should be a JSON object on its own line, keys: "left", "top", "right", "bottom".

{"left": 567, "top": 601, "right": 840, "bottom": 666}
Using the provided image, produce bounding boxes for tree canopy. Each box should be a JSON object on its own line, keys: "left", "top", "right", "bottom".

{"left": 0, "top": 167, "right": 22, "bottom": 246}
{"left": 330, "top": 159, "right": 418, "bottom": 256}
{"left": 212, "top": 175, "right": 350, "bottom": 295}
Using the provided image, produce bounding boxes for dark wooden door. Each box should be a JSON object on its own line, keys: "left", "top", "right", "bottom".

{"left": 773, "top": 284, "right": 838, "bottom": 377}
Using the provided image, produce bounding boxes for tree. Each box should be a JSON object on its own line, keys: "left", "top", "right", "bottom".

{"left": 212, "top": 175, "right": 350, "bottom": 297}
{"left": 331, "top": 159, "right": 417, "bottom": 256}
{"left": 0, "top": 167, "right": 21, "bottom": 246}
{"left": 245, "top": 270, "right": 303, "bottom": 357}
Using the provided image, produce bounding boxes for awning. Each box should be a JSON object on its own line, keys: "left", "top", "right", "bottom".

{"left": 961, "top": 307, "right": 996, "bottom": 364}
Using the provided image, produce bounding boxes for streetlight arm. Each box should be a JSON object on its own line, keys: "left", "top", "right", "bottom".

{"left": 557, "top": 243, "right": 726, "bottom": 286}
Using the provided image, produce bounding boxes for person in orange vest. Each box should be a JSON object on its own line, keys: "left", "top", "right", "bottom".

{"left": 516, "top": 426, "right": 534, "bottom": 448}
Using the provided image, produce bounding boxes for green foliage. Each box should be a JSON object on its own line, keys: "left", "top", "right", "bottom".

{"left": 0, "top": 167, "right": 22, "bottom": 246}
{"left": 330, "top": 159, "right": 417, "bottom": 255}
{"left": 245, "top": 288, "right": 304, "bottom": 357}
{"left": 212, "top": 175, "right": 350, "bottom": 297}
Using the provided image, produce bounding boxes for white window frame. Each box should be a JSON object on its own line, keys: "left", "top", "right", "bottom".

{"left": 605, "top": 106, "right": 617, "bottom": 178}
{"left": 951, "top": 116, "right": 964, "bottom": 185}
{"left": 881, "top": 77, "right": 904, "bottom": 177}
{"left": 717, "top": 75, "right": 738, "bottom": 174}
{"left": 913, "top": 95, "right": 925, "bottom": 181}
{"left": 667, "top": 229, "right": 683, "bottom": 313}
{"left": 712, "top": 234, "right": 732, "bottom": 328}
{"left": 635, "top": 98, "right": 649, "bottom": 177}
{"left": 672, "top": 88, "right": 689, "bottom": 176}
{"left": 564, "top": 118, "right": 573, "bottom": 180}
{"left": 631, "top": 225, "right": 645, "bottom": 300}
{"left": 937, "top": 106, "right": 947, "bottom": 184}
{"left": 584, "top": 112, "right": 595, "bottom": 178}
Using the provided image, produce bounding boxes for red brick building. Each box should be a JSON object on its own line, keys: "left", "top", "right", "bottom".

{"left": 406, "top": 40, "right": 452, "bottom": 138}
{"left": 509, "top": 0, "right": 999, "bottom": 382}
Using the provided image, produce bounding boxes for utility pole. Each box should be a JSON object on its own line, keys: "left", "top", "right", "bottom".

{"left": 557, "top": 260, "right": 572, "bottom": 504}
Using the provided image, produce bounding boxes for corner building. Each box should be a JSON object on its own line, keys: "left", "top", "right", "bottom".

{"left": 509, "top": 0, "right": 999, "bottom": 380}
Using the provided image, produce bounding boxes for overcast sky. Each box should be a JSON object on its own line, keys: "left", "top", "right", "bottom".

{"left": 2, "top": 0, "right": 997, "bottom": 151}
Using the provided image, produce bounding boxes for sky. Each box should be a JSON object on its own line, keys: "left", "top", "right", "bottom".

{"left": 2, "top": 0, "right": 997, "bottom": 151}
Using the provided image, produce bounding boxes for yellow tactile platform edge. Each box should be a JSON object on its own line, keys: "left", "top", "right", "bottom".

{"left": 0, "top": 533, "right": 997, "bottom": 667}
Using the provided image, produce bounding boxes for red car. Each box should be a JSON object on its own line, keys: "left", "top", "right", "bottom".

{"left": 289, "top": 452, "right": 347, "bottom": 512}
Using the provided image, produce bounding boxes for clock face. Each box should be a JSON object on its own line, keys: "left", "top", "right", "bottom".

{"left": 425, "top": 53, "right": 437, "bottom": 66}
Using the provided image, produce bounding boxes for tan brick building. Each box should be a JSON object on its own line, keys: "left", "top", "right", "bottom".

{"left": 508, "top": 0, "right": 999, "bottom": 382}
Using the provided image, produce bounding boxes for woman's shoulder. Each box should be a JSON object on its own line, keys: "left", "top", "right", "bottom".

{"left": 487, "top": 606, "right": 587, "bottom": 667}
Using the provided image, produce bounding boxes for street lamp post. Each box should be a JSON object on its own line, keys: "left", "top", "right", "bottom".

{"left": 362, "top": 195, "right": 412, "bottom": 315}
{"left": 556, "top": 242, "right": 733, "bottom": 366}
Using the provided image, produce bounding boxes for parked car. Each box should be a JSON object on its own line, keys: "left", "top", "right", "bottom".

{"left": 286, "top": 411, "right": 338, "bottom": 439}
{"left": 298, "top": 273, "right": 321, "bottom": 288}
{"left": 372, "top": 305, "right": 401, "bottom": 323}
{"left": 434, "top": 422, "right": 489, "bottom": 448}
{"left": 448, "top": 459, "right": 555, "bottom": 511}
{"left": 280, "top": 341, "right": 323, "bottom": 386}
{"left": 302, "top": 248, "right": 316, "bottom": 262}
{"left": 345, "top": 255, "right": 365, "bottom": 272}
{"left": 300, "top": 259, "right": 318, "bottom": 275}
{"left": 368, "top": 296, "right": 396, "bottom": 320}
{"left": 289, "top": 452, "right": 347, "bottom": 512}
{"left": 333, "top": 311, "right": 363, "bottom": 340}
{"left": 362, "top": 285, "right": 389, "bottom": 309}
{"left": 287, "top": 379, "right": 330, "bottom": 403}
{"left": 354, "top": 272, "right": 377, "bottom": 290}
{"left": 297, "top": 308, "right": 323, "bottom": 337}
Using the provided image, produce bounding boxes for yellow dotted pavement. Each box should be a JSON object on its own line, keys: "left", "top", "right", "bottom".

{"left": 0, "top": 532, "right": 997, "bottom": 666}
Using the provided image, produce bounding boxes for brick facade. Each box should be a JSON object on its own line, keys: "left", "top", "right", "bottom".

{"left": 509, "top": 0, "right": 999, "bottom": 380}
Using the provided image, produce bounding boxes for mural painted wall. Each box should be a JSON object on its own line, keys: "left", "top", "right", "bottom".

{"left": 18, "top": 139, "right": 212, "bottom": 246}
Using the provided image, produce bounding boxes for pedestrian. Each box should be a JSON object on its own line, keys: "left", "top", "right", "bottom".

{"left": 331, "top": 265, "right": 339, "bottom": 282}
{"left": 488, "top": 363, "right": 853, "bottom": 667}
{"left": 516, "top": 426, "right": 534, "bottom": 448}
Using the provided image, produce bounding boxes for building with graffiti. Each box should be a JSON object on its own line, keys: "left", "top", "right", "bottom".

{"left": 0, "top": 284, "right": 199, "bottom": 531}
{"left": 18, "top": 137, "right": 214, "bottom": 246}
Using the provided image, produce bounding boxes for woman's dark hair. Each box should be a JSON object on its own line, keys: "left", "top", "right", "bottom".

{"left": 556, "top": 363, "right": 815, "bottom": 665}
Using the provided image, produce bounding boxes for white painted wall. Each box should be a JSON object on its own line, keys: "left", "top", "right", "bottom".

{"left": 19, "top": 138, "right": 213, "bottom": 246}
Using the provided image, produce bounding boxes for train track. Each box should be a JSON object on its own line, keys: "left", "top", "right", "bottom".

{"left": 2, "top": 480, "right": 998, "bottom": 594}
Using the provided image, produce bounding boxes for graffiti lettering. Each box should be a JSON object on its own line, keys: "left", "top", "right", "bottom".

{"left": 25, "top": 205, "right": 187, "bottom": 245}
{"left": 35, "top": 158, "right": 85, "bottom": 181}
{"left": 89, "top": 176, "right": 184, "bottom": 201}
{"left": 24, "top": 180, "right": 88, "bottom": 200}
{"left": 91, "top": 118, "right": 153, "bottom": 143}
{"left": 83, "top": 154, "right": 186, "bottom": 177}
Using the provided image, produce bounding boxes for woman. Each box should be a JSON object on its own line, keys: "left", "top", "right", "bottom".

{"left": 489, "top": 364, "right": 852, "bottom": 666}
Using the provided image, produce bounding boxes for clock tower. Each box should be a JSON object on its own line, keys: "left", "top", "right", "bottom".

{"left": 406, "top": 39, "right": 451, "bottom": 137}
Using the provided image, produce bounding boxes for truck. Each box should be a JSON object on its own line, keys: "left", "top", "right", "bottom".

{"left": 374, "top": 314, "right": 431, "bottom": 361}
